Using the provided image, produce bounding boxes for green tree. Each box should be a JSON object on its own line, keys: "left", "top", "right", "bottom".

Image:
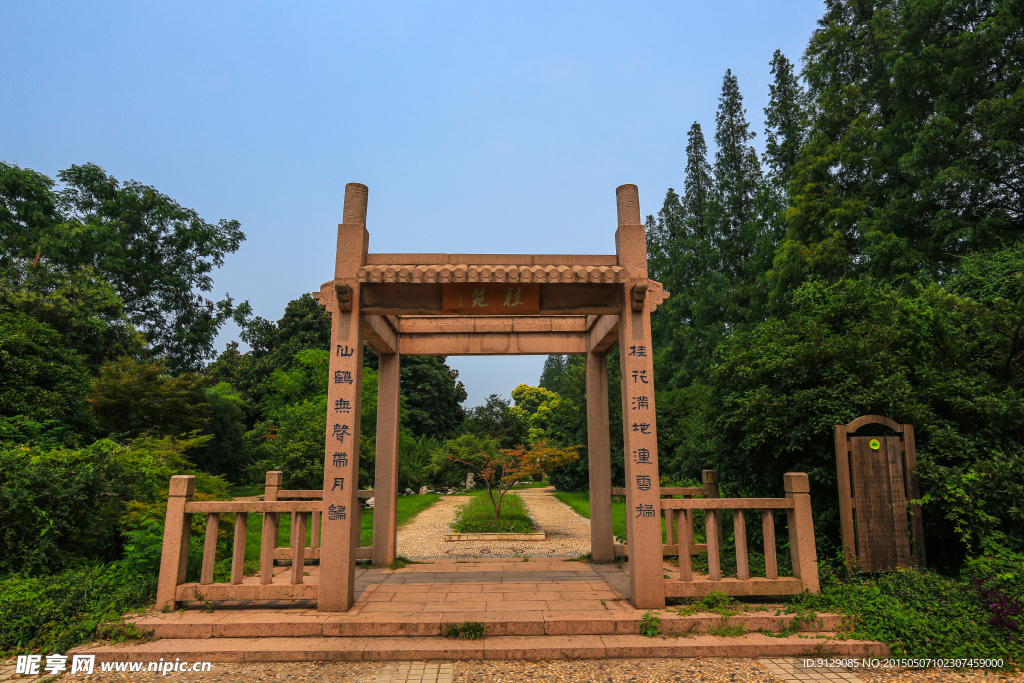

{"left": 510, "top": 384, "right": 562, "bottom": 443}
{"left": 761, "top": 49, "right": 808, "bottom": 293}
{"left": 188, "top": 382, "right": 247, "bottom": 480}
{"left": 209, "top": 294, "right": 333, "bottom": 423}
{"left": 778, "top": 0, "right": 1024, "bottom": 294}
{"left": 0, "top": 162, "right": 61, "bottom": 271}
{"left": 648, "top": 122, "right": 729, "bottom": 387}
{"left": 0, "top": 262, "right": 141, "bottom": 372}
{"left": 545, "top": 353, "right": 625, "bottom": 492}
{"left": 0, "top": 162, "right": 247, "bottom": 372}
{"left": 463, "top": 394, "right": 528, "bottom": 449}
{"left": 538, "top": 355, "right": 569, "bottom": 394}
{"left": 762, "top": 50, "right": 808, "bottom": 203}
{"left": 88, "top": 357, "right": 209, "bottom": 439}
{"left": 714, "top": 69, "right": 769, "bottom": 323}
{"left": 0, "top": 312, "right": 94, "bottom": 440}
{"left": 243, "top": 365, "right": 381, "bottom": 489}
{"left": 397, "top": 356, "right": 467, "bottom": 438}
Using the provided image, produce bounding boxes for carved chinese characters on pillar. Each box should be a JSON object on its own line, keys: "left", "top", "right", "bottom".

{"left": 626, "top": 341, "right": 660, "bottom": 521}
{"left": 324, "top": 316, "right": 362, "bottom": 535}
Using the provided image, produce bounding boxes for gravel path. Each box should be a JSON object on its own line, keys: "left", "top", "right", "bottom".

{"left": 396, "top": 488, "right": 592, "bottom": 560}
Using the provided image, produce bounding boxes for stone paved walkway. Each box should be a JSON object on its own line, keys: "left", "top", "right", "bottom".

{"left": 397, "top": 488, "right": 591, "bottom": 560}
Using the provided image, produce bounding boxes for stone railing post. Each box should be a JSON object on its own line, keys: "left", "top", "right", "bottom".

{"left": 156, "top": 475, "right": 195, "bottom": 611}
{"left": 784, "top": 472, "right": 819, "bottom": 593}
{"left": 261, "top": 471, "right": 283, "bottom": 584}
{"left": 702, "top": 469, "right": 723, "bottom": 548}
{"left": 701, "top": 469, "right": 719, "bottom": 499}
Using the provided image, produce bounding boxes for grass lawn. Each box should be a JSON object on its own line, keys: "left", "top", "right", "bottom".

{"left": 553, "top": 491, "right": 629, "bottom": 541}
{"left": 451, "top": 491, "right": 534, "bottom": 533}
{"left": 227, "top": 484, "right": 263, "bottom": 498}
{"left": 240, "top": 493, "right": 441, "bottom": 561}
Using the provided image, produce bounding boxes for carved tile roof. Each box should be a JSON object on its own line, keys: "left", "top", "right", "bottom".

{"left": 355, "top": 264, "right": 630, "bottom": 284}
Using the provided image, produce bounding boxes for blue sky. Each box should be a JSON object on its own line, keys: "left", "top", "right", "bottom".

{"left": 1, "top": 1, "right": 824, "bottom": 407}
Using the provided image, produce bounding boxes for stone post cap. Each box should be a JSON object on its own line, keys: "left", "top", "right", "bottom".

{"left": 784, "top": 472, "right": 810, "bottom": 493}
{"left": 168, "top": 475, "right": 196, "bottom": 497}
{"left": 265, "top": 471, "right": 284, "bottom": 487}
{"left": 342, "top": 183, "right": 369, "bottom": 225}
{"left": 701, "top": 469, "right": 719, "bottom": 484}
{"left": 615, "top": 184, "right": 641, "bottom": 226}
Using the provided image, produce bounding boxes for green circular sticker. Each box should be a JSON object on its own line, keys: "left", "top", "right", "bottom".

{"left": 869, "top": 439, "right": 881, "bottom": 450}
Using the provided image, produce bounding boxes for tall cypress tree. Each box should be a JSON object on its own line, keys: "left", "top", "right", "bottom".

{"left": 713, "top": 70, "right": 768, "bottom": 327}
{"left": 648, "top": 189, "right": 684, "bottom": 385}
{"left": 646, "top": 188, "right": 684, "bottom": 287}
{"left": 761, "top": 50, "right": 809, "bottom": 312}
{"left": 539, "top": 354, "right": 569, "bottom": 394}
{"left": 763, "top": 50, "right": 808, "bottom": 199}
{"left": 649, "top": 122, "right": 730, "bottom": 387}
{"left": 683, "top": 123, "right": 716, "bottom": 253}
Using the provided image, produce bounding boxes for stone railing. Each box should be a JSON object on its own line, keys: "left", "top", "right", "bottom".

{"left": 262, "top": 471, "right": 374, "bottom": 562}
{"left": 612, "top": 469, "right": 720, "bottom": 557}
{"left": 155, "top": 472, "right": 373, "bottom": 610}
{"left": 661, "top": 472, "right": 819, "bottom": 597}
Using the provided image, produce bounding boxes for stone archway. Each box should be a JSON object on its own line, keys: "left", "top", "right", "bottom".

{"left": 314, "top": 183, "right": 670, "bottom": 612}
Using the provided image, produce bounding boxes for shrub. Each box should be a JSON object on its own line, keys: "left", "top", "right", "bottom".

{"left": 0, "top": 436, "right": 227, "bottom": 574}
{"left": 0, "top": 563, "right": 155, "bottom": 655}
{"left": 639, "top": 612, "right": 661, "bottom": 637}
{"left": 0, "top": 311, "right": 94, "bottom": 437}
{"left": 794, "top": 560, "right": 1024, "bottom": 663}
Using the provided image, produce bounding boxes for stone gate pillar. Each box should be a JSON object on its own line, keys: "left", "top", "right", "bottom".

{"left": 615, "top": 184, "right": 666, "bottom": 609}
{"left": 372, "top": 352, "right": 401, "bottom": 566}
{"left": 318, "top": 183, "right": 369, "bottom": 612}
{"left": 587, "top": 350, "right": 614, "bottom": 563}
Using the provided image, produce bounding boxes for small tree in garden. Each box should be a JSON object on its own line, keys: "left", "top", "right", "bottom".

{"left": 446, "top": 440, "right": 579, "bottom": 519}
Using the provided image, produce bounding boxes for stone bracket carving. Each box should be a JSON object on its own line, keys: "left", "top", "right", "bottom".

{"left": 335, "top": 283, "right": 352, "bottom": 311}
{"left": 645, "top": 280, "right": 669, "bottom": 313}
{"left": 631, "top": 280, "right": 669, "bottom": 313}
{"left": 631, "top": 283, "right": 647, "bottom": 311}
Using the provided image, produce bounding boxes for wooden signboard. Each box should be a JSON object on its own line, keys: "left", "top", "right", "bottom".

{"left": 834, "top": 415, "right": 925, "bottom": 572}
{"left": 441, "top": 283, "right": 540, "bottom": 314}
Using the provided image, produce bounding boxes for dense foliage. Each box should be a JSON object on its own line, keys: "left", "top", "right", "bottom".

{"left": 793, "top": 552, "right": 1023, "bottom": 662}
{"left": 643, "top": 0, "right": 1023, "bottom": 574}
{"left": 0, "top": 565, "right": 157, "bottom": 656}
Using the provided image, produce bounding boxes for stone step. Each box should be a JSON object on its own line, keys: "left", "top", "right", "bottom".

{"left": 132, "top": 611, "right": 853, "bottom": 639}
{"left": 71, "top": 633, "right": 888, "bottom": 663}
